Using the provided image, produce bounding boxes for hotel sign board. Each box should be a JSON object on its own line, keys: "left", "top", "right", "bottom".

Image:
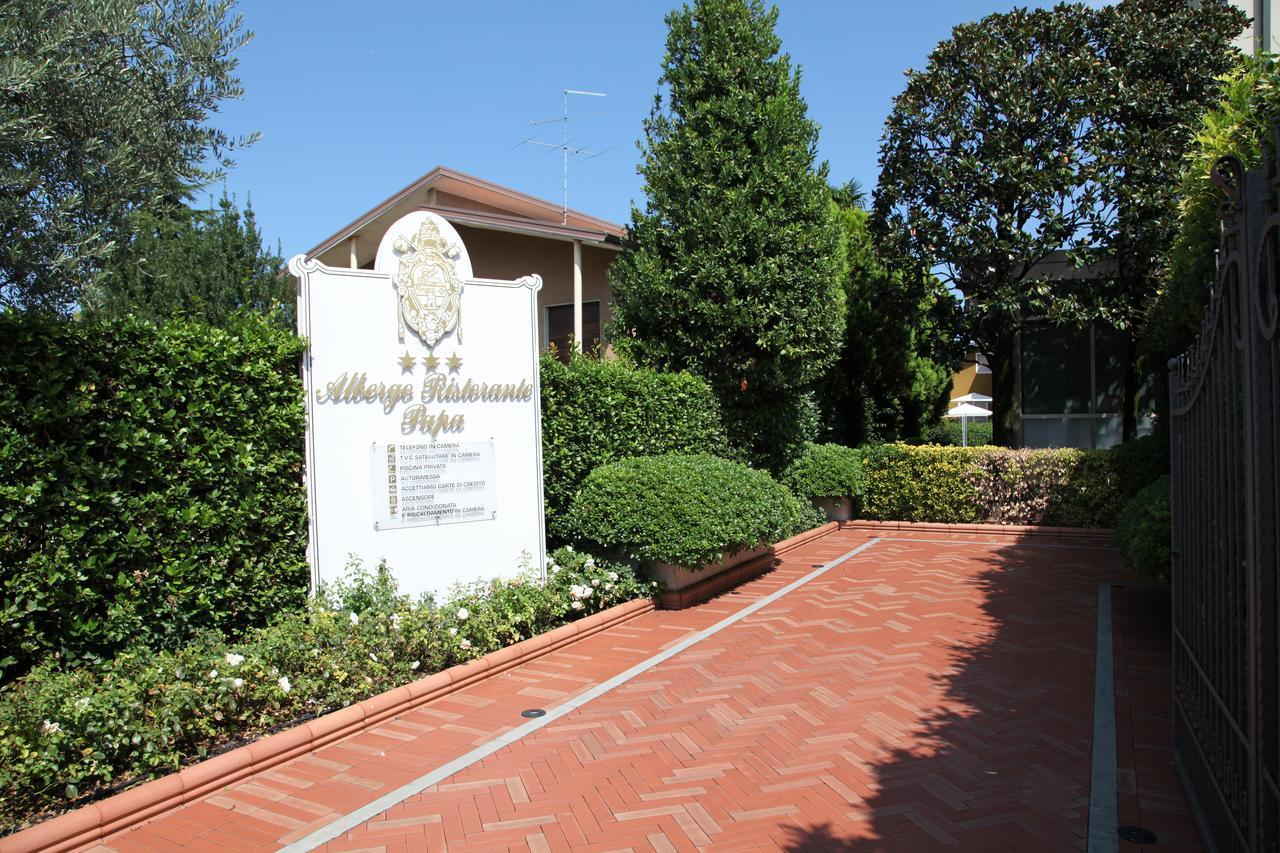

{"left": 291, "top": 211, "right": 546, "bottom": 597}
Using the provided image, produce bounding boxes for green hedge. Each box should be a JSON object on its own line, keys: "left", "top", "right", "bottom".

{"left": 0, "top": 550, "right": 654, "bottom": 833}
{"left": 859, "top": 444, "right": 1127, "bottom": 527}
{"left": 1114, "top": 476, "right": 1171, "bottom": 583}
{"left": 782, "top": 443, "right": 866, "bottom": 503}
{"left": 540, "top": 353, "right": 727, "bottom": 535}
{"left": 0, "top": 313, "right": 309, "bottom": 683}
{"left": 559, "top": 453, "right": 810, "bottom": 569}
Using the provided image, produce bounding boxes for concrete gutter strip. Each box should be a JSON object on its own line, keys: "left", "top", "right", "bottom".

{"left": 1087, "top": 583, "right": 1119, "bottom": 853}
{"left": 281, "top": 536, "right": 884, "bottom": 852}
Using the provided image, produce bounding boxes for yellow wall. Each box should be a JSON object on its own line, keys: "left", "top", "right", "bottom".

{"left": 950, "top": 351, "right": 992, "bottom": 400}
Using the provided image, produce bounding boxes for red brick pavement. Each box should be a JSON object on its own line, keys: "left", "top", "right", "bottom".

{"left": 86, "top": 528, "right": 1185, "bottom": 852}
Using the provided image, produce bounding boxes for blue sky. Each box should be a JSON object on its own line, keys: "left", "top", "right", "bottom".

{"left": 212, "top": 1, "right": 1080, "bottom": 260}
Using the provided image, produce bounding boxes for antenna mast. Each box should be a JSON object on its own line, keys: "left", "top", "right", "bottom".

{"left": 522, "top": 89, "right": 607, "bottom": 224}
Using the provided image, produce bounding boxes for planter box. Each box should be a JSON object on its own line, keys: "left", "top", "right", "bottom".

{"left": 814, "top": 496, "right": 853, "bottom": 522}
{"left": 651, "top": 544, "right": 772, "bottom": 592}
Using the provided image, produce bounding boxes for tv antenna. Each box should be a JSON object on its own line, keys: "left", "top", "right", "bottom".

{"left": 520, "top": 89, "right": 608, "bottom": 224}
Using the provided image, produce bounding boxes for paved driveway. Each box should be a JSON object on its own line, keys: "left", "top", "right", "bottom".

{"left": 98, "top": 528, "right": 1158, "bottom": 852}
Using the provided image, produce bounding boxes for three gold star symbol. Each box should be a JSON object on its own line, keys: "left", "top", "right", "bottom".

{"left": 397, "top": 351, "right": 416, "bottom": 372}
{"left": 446, "top": 352, "right": 463, "bottom": 373}
{"left": 422, "top": 353, "right": 440, "bottom": 372}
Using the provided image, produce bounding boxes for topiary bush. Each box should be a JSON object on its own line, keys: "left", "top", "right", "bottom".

{"left": 1114, "top": 475, "right": 1172, "bottom": 583}
{"left": 782, "top": 443, "right": 866, "bottom": 503}
{"left": 540, "top": 352, "right": 728, "bottom": 536}
{"left": 559, "top": 453, "right": 811, "bottom": 569}
{"left": 0, "top": 313, "right": 309, "bottom": 683}
{"left": 1107, "top": 433, "right": 1169, "bottom": 498}
{"left": 0, "top": 550, "right": 655, "bottom": 833}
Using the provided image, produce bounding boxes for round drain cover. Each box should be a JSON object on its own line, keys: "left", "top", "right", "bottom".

{"left": 1119, "top": 826, "right": 1159, "bottom": 845}
{"left": 521, "top": 708, "right": 546, "bottom": 718}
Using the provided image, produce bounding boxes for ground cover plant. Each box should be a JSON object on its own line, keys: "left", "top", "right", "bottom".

{"left": 0, "top": 313, "right": 308, "bottom": 684}
{"left": 0, "top": 549, "right": 653, "bottom": 835}
{"left": 540, "top": 352, "right": 727, "bottom": 535}
{"left": 560, "top": 453, "right": 813, "bottom": 569}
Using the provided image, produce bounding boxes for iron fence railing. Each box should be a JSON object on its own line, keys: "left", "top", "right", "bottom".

{"left": 1169, "top": 131, "right": 1280, "bottom": 853}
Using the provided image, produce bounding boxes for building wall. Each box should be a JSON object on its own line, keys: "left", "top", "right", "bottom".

{"left": 1232, "top": 0, "right": 1278, "bottom": 54}
{"left": 452, "top": 224, "right": 616, "bottom": 349}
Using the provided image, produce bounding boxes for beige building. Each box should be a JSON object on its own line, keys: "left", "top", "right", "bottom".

{"left": 1232, "top": 0, "right": 1277, "bottom": 54}
{"left": 305, "top": 167, "right": 624, "bottom": 357}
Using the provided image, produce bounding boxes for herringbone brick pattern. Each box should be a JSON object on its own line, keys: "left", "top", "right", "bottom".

{"left": 91, "top": 529, "right": 1168, "bottom": 852}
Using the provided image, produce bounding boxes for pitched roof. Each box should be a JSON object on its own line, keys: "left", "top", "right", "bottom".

{"left": 305, "top": 166, "right": 625, "bottom": 262}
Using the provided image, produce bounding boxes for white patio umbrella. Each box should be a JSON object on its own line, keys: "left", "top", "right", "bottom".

{"left": 952, "top": 392, "right": 993, "bottom": 404}
{"left": 945, "top": 402, "right": 992, "bottom": 447}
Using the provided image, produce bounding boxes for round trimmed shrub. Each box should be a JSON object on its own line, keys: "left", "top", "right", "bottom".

{"left": 782, "top": 443, "right": 866, "bottom": 502}
{"left": 1114, "top": 475, "right": 1171, "bottom": 583}
{"left": 559, "top": 453, "right": 811, "bottom": 569}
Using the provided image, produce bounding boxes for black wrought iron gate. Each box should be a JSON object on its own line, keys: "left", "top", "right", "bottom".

{"left": 1169, "top": 137, "right": 1279, "bottom": 853}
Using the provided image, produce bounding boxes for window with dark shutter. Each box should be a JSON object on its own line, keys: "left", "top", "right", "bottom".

{"left": 546, "top": 302, "right": 601, "bottom": 361}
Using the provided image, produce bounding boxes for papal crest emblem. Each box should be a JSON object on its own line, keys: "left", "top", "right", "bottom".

{"left": 392, "top": 218, "right": 463, "bottom": 346}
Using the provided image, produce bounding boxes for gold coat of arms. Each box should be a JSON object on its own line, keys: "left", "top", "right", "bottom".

{"left": 392, "top": 218, "right": 463, "bottom": 346}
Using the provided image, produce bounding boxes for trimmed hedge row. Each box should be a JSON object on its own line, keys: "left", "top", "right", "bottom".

{"left": 1114, "top": 476, "right": 1172, "bottom": 582}
{"left": 560, "top": 453, "right": 812, "bottom": 569}
{"left": 540, "top": 353, "right": 728, "bottom": 535}
{"left": 782, "top": 442, "right": 866, "bottom": 503}
{"left": 859, "top": 444, "right": 1137, "bottom": 527}
{"left": 0, "top": 314, "right": 309, "bottom": 683}
{"left": 0, "top": 550, "right": 654, "bottom": 834}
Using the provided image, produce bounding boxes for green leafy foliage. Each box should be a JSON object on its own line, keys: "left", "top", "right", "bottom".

{"left": 85, "top": 195, "right": 293, "bottom": 329}
{"left": 560, "top": 453, "right": 811, "bottom": 569}
{"left": 1114, "top": 475, "right": 1172, "bottom": 583}
{"left": 0, "top": 553, "right": 656, "bottom": 833}
{"left": 0, "top": 313, "right": 308, "bottom": 683}
{"left": 781, "top": 443, "right": 866, "bottom": 504}
{"left": 1107, "top": 434, "right": 1169, "bottom": 498}
{"left": 0, "top": 0, "right": 257, "bottom": 313}
{"left": 818, "top": 199, "right": 960, "bottom": 446}
{"left": 540, "top": 352, "right": 728, "bottom": 536}
{"left": 861, "top": 445, "right": 983, "bottom": 524}
{"left": 859, "top": 444, "right": 1127, "bottom": 527}
{"left": 928, "top": 419, "right": 994, "bottom": 447}
{"left": 608, "top": 0, "right": 845, "bottom": 471}
{"left": 1144, "top": 56, "right": 1280, "bottom": 380}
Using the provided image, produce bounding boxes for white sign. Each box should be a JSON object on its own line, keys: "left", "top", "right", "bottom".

{"left": 372, "top": 439, "right": 497, "bottom": 530}
{"left": 291, "top": 211, "right": 545, "bottom": 598}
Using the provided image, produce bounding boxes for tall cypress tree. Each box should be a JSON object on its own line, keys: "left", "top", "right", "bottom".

{"left": 608, "top": 0, "right": 844, "bottom": 471}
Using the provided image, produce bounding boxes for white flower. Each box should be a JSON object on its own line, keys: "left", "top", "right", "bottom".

{"left": 391, "top": 613, "right": 402, "bottom": 630}
{"left": 369, "top": 653, "right": 378, "bottom": 663}
{"left": 311, "top": 647, "right": 320, "bottom": 657}
{"left": 224, "top": 653, "right": 245, "bottom": 667}
{"left": 591, "top": 579, "right": 599, "bottom": 587}
{"left": 231, "top": 678, "right": 244, "bottom": 689}
{"left": 410, "top": 661, "right": 420, "bottom": 671}
{"left": 74, "top": 697, "right": 90, "bottom": 710}
{"left": 582, "top": 586, "right": 592, "bottom": 598}
{"left": 571, "top": 600, "right": 584, "bottom": 610}
{"left": 460, "top": 639, "right": 472, "bottom": 650}
{"left": 349, "top": 612, "right": 359, "bottom": 626}
{"left": 278, "top": 676, "right": 292, "bottom": 694}
{"left": 448, "top": 626, "right": 458, "bottom": 636}
{"left": 605, "top": 584, "right": 614, "bottom": 592}
{"left": 565, "top": 545, "right": 574, "bottom": 552}
{"left": 608, "top": 572, "right": 618, "bottom": 582}
{"left": 456, "top": 607, "right": 469, "bottom": 622}
{"left": 41, "top": 719, "right": 61, "bottom": 735}
{"left": 208, "top": 669, "right": 218, "bottom": 680}
{"left": 131, "top": 733, "right": 142, "bottom": 745}
{"left": 585, "top": 557, "right": 595, "bottom": 568}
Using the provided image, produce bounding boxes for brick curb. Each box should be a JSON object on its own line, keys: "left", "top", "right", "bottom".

{"left": 659, "top": 522, "right": 840, "bottom": 609}
{"left": 840, "top": 519, "right": 1115, "bottom": 544}
{"left": 0, "top": 597, "right": 657, "bottom": 853}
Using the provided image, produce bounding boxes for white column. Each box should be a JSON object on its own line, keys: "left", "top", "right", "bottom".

{"left": 572, "top": 239, "right": 583, "bottom": 353}
{"left": 348, "top": 236, "right": 358, "bottom": 270}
